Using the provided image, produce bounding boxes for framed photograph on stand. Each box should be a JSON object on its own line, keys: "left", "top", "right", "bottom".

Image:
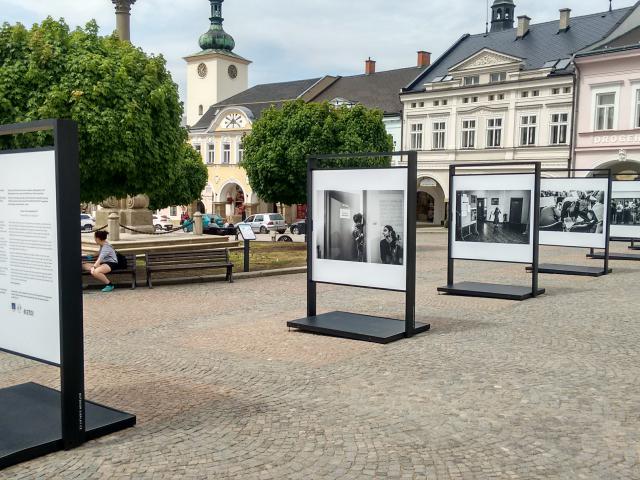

{"left": 287, "top": 151, "right": 430, "bottom": 344}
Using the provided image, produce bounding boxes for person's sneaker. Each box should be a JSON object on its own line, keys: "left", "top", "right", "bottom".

{"left": 101, "top": 284, "right": 115, "bottom": 293}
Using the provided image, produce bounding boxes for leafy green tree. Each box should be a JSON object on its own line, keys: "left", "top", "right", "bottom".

{"left": 241, "top": 100, "right": 393, "bottom": 206}
{"left": 0, "top": 18, "right": 207, "bottom": 207}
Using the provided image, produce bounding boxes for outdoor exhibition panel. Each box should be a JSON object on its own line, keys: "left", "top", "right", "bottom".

{"left": 287, "top": 151, "right": 430, "bottom": 344}
{"left": 531, "top": 171, "right": 612, "bottom": 277}
{"left": 438, "top": 162, "right": 545, "bottom": 300}
{"left": 0, "top": 120, "right": 135, "bottom": 470}
{"left": 588, "top": 179, "right": 640, "bottom": 262}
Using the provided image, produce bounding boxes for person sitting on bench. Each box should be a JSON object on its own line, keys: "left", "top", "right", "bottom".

{"left": 82, "top": 231, "right": 121, "bottom": 292}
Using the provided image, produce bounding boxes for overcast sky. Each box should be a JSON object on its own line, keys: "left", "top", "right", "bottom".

{"left": 2, "top": 0, "right": 637, "bottom": 101}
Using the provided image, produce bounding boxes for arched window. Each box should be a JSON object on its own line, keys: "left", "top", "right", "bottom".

{"left": 505, "top": 9, "right": 510, "bottom": 20}
{"left": 496, "top": 8, "right": 502, "bottom": 20}
{"left": 198, "top": 105, "right": 204, "bottom": 116}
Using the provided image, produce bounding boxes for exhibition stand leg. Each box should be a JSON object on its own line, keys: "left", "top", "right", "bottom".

{"left": 287, "top": 152, "right": 430, "bottom": 344}
{"left": 437, "top": 163, "right": 545, "bottom": 301}
{"left": 0, "top": 120, "right": 135, "bottom": 470}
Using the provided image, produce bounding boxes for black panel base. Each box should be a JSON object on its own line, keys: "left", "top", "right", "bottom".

{"left": 588, "top": 252, "right": 640, "bottom": 261}
{"left": 629, "top": 246, "right": 640, "bottom": 251}
{"left": 526, "top": 264, "right": 611, "bottom": 277}
{"left": 287, "top": 311, "right": 430, "bottom": 344}
{"left": 0, "top": 383, "right": 136, "bottom": 470}
{"left": 437, "top": 282, "right": 545, "bottom": 301}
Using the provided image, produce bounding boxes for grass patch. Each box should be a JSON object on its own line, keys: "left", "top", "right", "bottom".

{"left": 230, "top": 242, "right": 307, "bottom": 271}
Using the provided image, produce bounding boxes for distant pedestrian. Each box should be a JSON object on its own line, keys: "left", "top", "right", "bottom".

{"left": 82, "top": 231, "right": 121, "bottom": 292}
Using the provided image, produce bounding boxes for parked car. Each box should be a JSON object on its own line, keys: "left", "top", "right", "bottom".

{"left": 236, "top": 213, "right": 287, "bottom": 234}
{"left": 80, "top": 214, "right": 95, "bottom": 231}
{"left": 153, "top": 215, "right": 174, "bottom": 231}
{"left": 208, "top": 213, "right": 226, "bottom": 228}
{"left": 289, "top": 219, "right": 306, "bottom": 235}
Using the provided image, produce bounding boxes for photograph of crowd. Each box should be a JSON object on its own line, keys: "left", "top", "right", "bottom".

{"left": 316, "top": 190, "right": 405, "bottom": 266}
{"left": 455, "top": 189, "right": 531, "bottom": 244}
{"left": 540, "top": 190, "right": 606, "bottom": 233}
{"left": 610, "top": 196, "right": 640, "bottom": 226}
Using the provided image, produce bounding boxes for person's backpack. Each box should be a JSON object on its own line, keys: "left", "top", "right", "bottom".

{"left": 115, "top": 252, "right": 127, "bottom": 270}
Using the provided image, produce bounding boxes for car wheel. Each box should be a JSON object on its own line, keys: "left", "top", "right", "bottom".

{"left": 291, "top": 226, "right": 299, "bottom": 235}
{"left": 278, "top": 235, "right": 293, "bottom": 242}
{"left": 259, "top": 226, "right": 268, "bottom": 234}
{"left": 84, "top": 224, "right": 92, "bottom": 231}
{"left": 154, "top": 225, "right": 162, "bottom": 231}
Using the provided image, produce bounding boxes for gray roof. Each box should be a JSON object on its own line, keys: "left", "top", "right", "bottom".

{"left": 404, "top": 6, "right": 635, "bottom": 92}
{"left": 310, "top": 67, "right": 424, "bottom": 115}
{"left": 191, "top": 78, "right": 321, "bottom": 130}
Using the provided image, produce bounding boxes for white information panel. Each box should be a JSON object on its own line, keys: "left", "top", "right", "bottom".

{"left": 451, "top": 174, "right": 536, "bottom": 263}
{"left": 238, "top": 223, "right": 256, "bottom": 240}
{"left": 610, "top": 181, "right": 640, "bottom": 239}
{"left": 0, "top": 150, "right": 61, "bottom": 364}
{"left": 312, "top": 168, "right": 408, "bottom": 291}
{"left": 539, "top": 177, "right": 609, "bottom": 249}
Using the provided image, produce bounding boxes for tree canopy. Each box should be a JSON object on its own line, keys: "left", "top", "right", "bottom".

{"left": 241, "top": 100, "right": 393, "bottom": 206}
{"left": 0, "top": 18, "right": 207, "bottom": 208}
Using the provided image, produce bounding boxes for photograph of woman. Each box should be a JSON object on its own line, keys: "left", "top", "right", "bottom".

{"left": 379, "top": 225, "right": 403, "bottom": 265}
{"left": 491, "top": 206, "right": 502, "bottom": 231}
{"left": 352, "top": 213, "right": 366, "bottom": 262}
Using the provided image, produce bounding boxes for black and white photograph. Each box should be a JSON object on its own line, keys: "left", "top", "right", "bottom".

{"left": 317, "top": 190, "right": 405, "bottom": 266}
{"left": 610, "top": 181, "right": 640, "bottom": 239}
{"left": 538, "top": 177, "right": 609, "bottom": 249}
{"left": 455, "top": 190, "right": 531, "bottom": 244}
{"left": 312, "top": 168, "right": 408, "bottom": 291}
{"left": 451, "top": 173, "right": 536, "bottom": 263}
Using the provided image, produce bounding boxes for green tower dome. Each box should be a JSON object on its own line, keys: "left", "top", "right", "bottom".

{"left": 199, "top": 0, "right": 235, "bottom": 51}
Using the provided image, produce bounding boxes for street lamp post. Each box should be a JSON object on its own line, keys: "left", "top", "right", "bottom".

{"left": 111, "top": 0, "right": 137, "bottom": 42}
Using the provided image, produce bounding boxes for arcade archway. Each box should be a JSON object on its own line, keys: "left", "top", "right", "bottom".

{"left": 219, "top": 182, "right": 246, "bottom": 220}
{"left": 417, "top": 177, "right": 446, "bottom": 225}
{"left": 588, "top": 160, "right": 640, "bottom": 179}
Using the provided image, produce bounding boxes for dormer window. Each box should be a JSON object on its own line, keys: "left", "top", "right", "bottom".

{"left": 490, "top": 72, "right": 507, "bottom": 83}
{"left": 464, "top": 75, "right": 480, "bottom": 86}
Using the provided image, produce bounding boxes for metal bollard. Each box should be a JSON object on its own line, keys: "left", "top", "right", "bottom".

{"left": 193, "top": 212, "right": 203, "bottom": 236}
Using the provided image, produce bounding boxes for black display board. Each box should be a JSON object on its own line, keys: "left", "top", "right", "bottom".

{"left": 0, "top": 120, "right": 135, "bottom": 470}
{"left": 287, "top": 151, "right": 430, "bottom": 344}
{"left": 530, "top": 169, "right": 612, "bottom": 277}
{"left": 438, "top": 162, "right": 545, "bottom": 301}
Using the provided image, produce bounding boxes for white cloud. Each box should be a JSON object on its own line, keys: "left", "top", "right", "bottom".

{"left": 1, "top": 0, "right": 637, "bottom": 101}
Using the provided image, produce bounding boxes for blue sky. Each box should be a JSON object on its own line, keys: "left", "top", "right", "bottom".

{"left": 1, "top": 0, "right": 637, "bottom": 101}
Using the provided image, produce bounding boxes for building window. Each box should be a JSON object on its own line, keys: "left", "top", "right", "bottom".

{"left": 433, "top": 122, "right": 446, "bottom": 150}
{"left": 442, "top": 99, "right": 448, "bottom": 106}
{"left": 170, "top": 206, "right": 177, "bottom": 217}
{"left": 595, "top": 92, "right": 616, "bottom": 130}
{"left": 238, "top": 143, "right": 244, "bottom": 163}
{"left": 434, "top": 100, "right": 439, "bottom": 106}
{"left": 487, "top": 118, "right": 503, "bottom": 148}
{"left": 490, "top": 72, "right": 506, "bottom": 83}
{"left": 552, "top": 88, "right": 560, "bottom": 95}
{"left": 419, "top": 102, "right": 425, "bottom": 107}
{"left": 498, "top": 93, "right": 505, "bottom": 100}
{"left": 461, "top": 120, "right": 476, "bottom": 149}
{"left": 563, "top": 86, "right": 572, "bottom": 94}
{"left": 532, "top": 90, "right": 540, "bottom": 97}
{"left": 550, "top": 113, "right": 569, "bottom": 145}
{"left": 521, "top": 91, "right": 529, "bottom": 98}
{"left": 636, "top": 90, "right": 640, "bottom": 128}
{"left": 489, "top": 94, "right": 495, "bottom": 101}
{"left": 464, "top": 75, "right": 480, "bottom": 86}
{"left": 463, "top": 97, "right": 469, "bottom": 104}
{"left": 411, "top": 102, "right": 417, "bottom": 108}
{"left": 472, "top": 96, "right": 479, "bottom": 103}
{"left": 193, "top": 144, "right": 201, "bottom": 154}
{"left": 410, "top": 123, "right": 424, "bottom": 150}
{"left": 223, "top": 143, "right": 231, "bottom": 163}
{"left": 520, "top": 115, "right": 537, "bottom": 146}
{"left": 198, "top": 105, "right": 204, "bottom": 116}
{"left": 207, "top": 143, "right": 215, "bottom": 164}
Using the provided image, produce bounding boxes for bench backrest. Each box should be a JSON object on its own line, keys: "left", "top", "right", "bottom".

{"left": 146, "top": 248, "right": 230, "bottom": 266}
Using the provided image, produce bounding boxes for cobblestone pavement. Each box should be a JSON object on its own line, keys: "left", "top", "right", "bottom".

{"left": 2, "top": 233, "right": 640, "bottom": 479}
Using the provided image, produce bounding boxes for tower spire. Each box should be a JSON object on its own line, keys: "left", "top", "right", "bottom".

{"left": 199, "top": 0, "right": 235, "bottom": 51}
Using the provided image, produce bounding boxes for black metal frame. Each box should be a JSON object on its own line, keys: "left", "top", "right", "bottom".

{"left": 439, "top": 162, "right": 545, "bottom": 300}
{"left": 0, "top": 120, "right": 135, "bottom": 469}
{"left": 532, "top": 168, "right": 612, "bottom": 277}
{"left": 288, "top": 151, "right": 429, "bottom": 343}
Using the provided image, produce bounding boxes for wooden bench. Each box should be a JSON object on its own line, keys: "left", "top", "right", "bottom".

{"left": 82, "top": 254, "right": 138, "bottom": 289}
{"left": 145, "top": 248, "right": 233, "bottom": 288}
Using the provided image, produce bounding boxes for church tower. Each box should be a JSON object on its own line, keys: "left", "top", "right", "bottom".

{"left": 184, "top": 0, "right": 251, "bottom": 127}
{"left": 490, "top": 0, "right": 516, "bottom": 32}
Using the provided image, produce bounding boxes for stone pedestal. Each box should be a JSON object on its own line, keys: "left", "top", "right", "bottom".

{"left": 108, "top": 213, "right": 120, "bottom": 241}
{"left": 96, "top": 195, "right": 154, "bottom": 235}
{"left": 193, "top": 212, "right": 203, "bottom": 236}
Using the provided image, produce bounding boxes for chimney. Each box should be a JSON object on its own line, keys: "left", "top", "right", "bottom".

{"left": 517, "top": 15, "right": 531, "bottom": 39}
{"left": 559, "top": 8, "right": 571, "bottom": 31}
{"left": 365, "top": 57, "right": 376, "bottom": 75}
{"left": 417, "top": 51, "right": 431, "bottom": 68}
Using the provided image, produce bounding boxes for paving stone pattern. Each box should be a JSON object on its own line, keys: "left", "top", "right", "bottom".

{"left": 1, "top": 233, "right": 639, "bottom": 479}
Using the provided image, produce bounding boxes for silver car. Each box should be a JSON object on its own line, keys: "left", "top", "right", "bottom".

{"left": 239, "top": 213, "right": 287, "bottom": 234}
